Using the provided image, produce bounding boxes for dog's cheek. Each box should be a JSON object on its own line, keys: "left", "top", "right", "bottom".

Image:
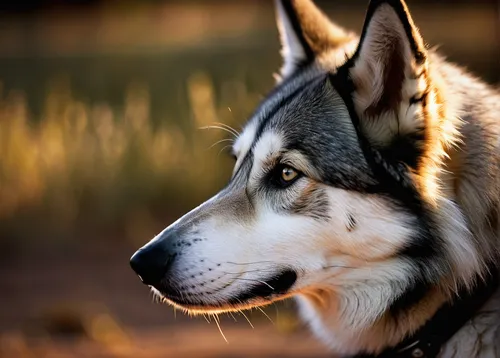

{"left": 323, "top": 189, "right": 415, "bottom": 261}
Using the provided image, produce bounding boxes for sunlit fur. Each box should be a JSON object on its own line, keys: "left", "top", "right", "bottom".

{"left": 133, "top": 0, "right": 500, "bottom": 356}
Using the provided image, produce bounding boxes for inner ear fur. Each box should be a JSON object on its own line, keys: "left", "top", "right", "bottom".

{"left": 349, "top": 0, "right": 428, "bottom": 120}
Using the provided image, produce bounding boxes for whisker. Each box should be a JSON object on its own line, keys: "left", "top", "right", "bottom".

{"left": 273, "top": 302, "right": 280, "bottom": 321}
{"left": 228, "top": 312, "right": 238, "bottom": 322}
{"left": 222, "top": 276, "right": 275, "bottom": 291}
{"left": 208, "top": 138, "right": 234, "bottom": 150}
{"left": 218, "top": 144, "right": 233, "bottom": 157}
{"left": 239, "top": 309, "right": 254, "bottom": 329}
{"left": 199, "top": 125, "right": 238, "bottom": 138}
{"left": 225, "top": 260, "right": 278, "bottom": 266}
{"left": 213, "top": 122, "right": 240, "bottom": 137}
{"left": 221, "top": 268, "right": 276, "bottom": 275}
{"left": 213, "top": 314, "right": 228, "bottom": 343}
{"left": 257, "top": 307, "right": 274, "bottom": 325}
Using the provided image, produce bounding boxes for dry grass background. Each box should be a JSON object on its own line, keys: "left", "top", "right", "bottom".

{"left": 0, "top": 70, "right": 261, "bottom": 246}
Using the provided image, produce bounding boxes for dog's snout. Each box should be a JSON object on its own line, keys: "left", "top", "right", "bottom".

{"left": 130, "top": 241, "right": 174, "bottom": 286}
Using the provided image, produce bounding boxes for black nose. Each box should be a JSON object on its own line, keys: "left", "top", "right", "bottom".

{"left": 130, "top": 242, "right": 174, "bottom": 286}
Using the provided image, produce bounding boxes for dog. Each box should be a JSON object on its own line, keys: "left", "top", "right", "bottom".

{"left": 130, "top": 0, "right": 500, "bottom": 356}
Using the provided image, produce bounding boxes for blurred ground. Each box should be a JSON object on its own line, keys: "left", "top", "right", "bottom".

{"left": 0, "top": 243, "right": 329, "bottom": 358}
{"left": 0, "top": 1, "right": 499, "bottom": 357}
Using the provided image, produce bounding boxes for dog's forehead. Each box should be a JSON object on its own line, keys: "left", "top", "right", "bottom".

{"left": 233, "top": 68, "right": 323, "bottom": 158}
{"left": 233, "top": 73, "right": 373, "bottom": 189}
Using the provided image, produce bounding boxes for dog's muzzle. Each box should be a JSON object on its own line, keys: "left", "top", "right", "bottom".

{"left": 130, "top": 224, "right": 298, "bottom": 309}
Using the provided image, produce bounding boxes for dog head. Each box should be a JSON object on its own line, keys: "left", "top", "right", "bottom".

{"left": 131, "top": 0, "right": 482, "bottom": 350}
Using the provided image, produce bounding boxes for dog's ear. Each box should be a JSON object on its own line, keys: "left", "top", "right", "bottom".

{"left": 349, "top": 0, "right": 429, "bottom": 148}
{"left": 274, "top": 0, "right": 355, "bottom": 81}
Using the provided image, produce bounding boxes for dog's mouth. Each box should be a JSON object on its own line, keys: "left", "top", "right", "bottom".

{"left": 227, "top": 269, "right": 297, "bottom": 304}
{"left": 155, "top": 269, "right": 298, "bottom": 312}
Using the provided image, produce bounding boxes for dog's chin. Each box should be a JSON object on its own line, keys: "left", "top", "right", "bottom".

{"left": 154, "top": 269, "right": 298, "bottom": 314}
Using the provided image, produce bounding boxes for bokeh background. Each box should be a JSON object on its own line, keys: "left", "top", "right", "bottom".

{"left": 0, "top": 0, "right": 499, "bottom": 357}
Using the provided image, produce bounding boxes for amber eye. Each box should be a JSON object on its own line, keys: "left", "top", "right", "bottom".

{"left": 281, "top": 166, "right": 298, "bottom": 182}
{"left": 270, "top": 164, "right": 302, "bottom": 188}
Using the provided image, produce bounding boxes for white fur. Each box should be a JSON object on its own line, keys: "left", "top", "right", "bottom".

{"left": 252, "top": 132, "right": 283, "bottom": 171}
{"left": 232, "top": 120, "right": 257, "bottom": 175}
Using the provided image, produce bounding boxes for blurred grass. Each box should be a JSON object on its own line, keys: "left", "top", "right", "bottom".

{"left": 0, "top": 66, "right": 270, "bottom": 247}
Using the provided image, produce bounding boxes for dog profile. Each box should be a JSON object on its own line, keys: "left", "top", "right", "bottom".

{"left": 131, "top": 0, "right": 500, "bottom": 356}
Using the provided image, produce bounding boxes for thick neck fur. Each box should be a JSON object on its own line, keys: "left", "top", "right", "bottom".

{"left": 296, "top": 53, "right": 500, "bottom": 357}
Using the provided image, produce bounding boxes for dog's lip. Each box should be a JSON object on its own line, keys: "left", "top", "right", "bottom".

{"left": 227, "top": 269, "right": 298, "bottom": 304}
{"left": 154, "top": 269, "right": 298, "bottom": 311}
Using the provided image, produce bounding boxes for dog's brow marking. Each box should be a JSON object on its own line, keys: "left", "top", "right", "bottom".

{"left": 281, "top": 151, "right": 317, "bottom": 178}
{"left": 252, "top": 132, "right": 283, "bottom": 176}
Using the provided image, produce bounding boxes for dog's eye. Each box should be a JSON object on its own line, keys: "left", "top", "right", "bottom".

{"left": 281, "top": 167, "right": 298, "bottom": 182}
{"left": 271, "top": 165, "right": 301, "bottom": 188}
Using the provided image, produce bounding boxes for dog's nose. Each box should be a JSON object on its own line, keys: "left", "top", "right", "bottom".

{"left": 130, "top": 242, "right": 174, "bottom": 286}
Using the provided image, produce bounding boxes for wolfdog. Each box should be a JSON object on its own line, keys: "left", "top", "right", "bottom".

{"left": 130, "top": 0, "right": 500, "bottom": 356}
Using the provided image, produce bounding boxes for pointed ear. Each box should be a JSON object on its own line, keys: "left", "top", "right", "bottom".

{"left": 349, "top": 0, "right": 429, "bottom": 144}
{"left": 274, "top": 0, "right": 355, "bottom": 81}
